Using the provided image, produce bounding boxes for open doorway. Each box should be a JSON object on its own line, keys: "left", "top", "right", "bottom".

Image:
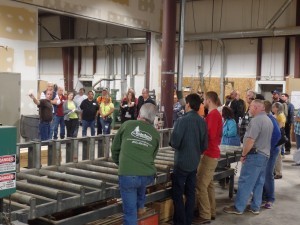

{"left": 255, "top": 81, "right": 286, "bottom": 102}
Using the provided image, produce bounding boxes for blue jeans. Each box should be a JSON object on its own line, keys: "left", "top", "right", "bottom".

{"left": 172, "top": 167, "right": 196, "bottom": 225}
{"left": 119, "top": 175, "right": 154, "bottom": 225}
{"left": 53, "top": 115, "right": 65, "bottom": 139}
{"left": 82, "top": 119, "right": 95, "bottom": 137}
{"left": 296, "top": 134, "right": 300, "bottom": 149}
{"left": 49, "top": 115, "right": 55, "bottom": 139}
{"left": 235, "top": 153, "right": 268, "bottom": 212}
{"left": 100, "top": 117, "right": 112, "bottom": 134}
{"left": 39, "top": 121, "right": 51, "bottom": 141}
{"left": 263, "top": 147, "right": 280, "bottom": 203}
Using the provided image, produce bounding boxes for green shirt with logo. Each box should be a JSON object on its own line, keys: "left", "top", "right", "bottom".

{"left": 111, "top": 120, "right": 160, "bottom": 176}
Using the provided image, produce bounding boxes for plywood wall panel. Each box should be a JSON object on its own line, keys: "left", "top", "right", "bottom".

{"left": 182, "top": 76, "right": 256, "bottom": 102}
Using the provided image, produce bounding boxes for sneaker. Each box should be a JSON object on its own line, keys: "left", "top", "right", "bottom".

{"left": 261, "top": 200, "right": 267, "bottom": 207}
{"left": 264, "top": 202, "right": 273, "bottom": 209}
{"left": 223, "top": 205, "right": 243, "bottom": 215}
{"left": 246, "top": 205, "right": 260, "bottom": 215}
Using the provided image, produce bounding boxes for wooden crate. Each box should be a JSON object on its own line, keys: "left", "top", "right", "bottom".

{"left": 150, "top": 198, "right": 173, "bottom": 223}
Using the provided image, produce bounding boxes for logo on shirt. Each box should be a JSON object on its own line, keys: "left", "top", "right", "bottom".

{"left": 131, "top": 126, "right": 152, "bottom": 141}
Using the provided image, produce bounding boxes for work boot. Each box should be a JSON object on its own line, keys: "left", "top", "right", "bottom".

{"left": 138, "top": 208, "right": 146, "bottom": 217}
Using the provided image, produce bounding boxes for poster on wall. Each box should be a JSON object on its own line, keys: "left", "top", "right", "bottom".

{"left": 291, "top": 91, "right": 300, "bottom": 110}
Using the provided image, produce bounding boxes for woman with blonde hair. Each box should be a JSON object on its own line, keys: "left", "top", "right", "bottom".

{"left": 99, "top": 95, "right": 115, "bottom": 134}
{"left": 63, "top": 92, "right": 80, "bottom": 138}
{"left": 272, "top": 102, "right": 286, "bottom": 179}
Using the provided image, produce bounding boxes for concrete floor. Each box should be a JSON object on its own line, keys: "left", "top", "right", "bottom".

{"left": 207, "top": 144, "right": 300, "bottom": 225}
{"left": 27, "top": 127, "right": 300, "bottom": 225}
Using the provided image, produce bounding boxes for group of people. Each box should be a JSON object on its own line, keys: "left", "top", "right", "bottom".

{"left": 29, "top": 83, "right": 300, "bottom": 225}
{"left": 112, "top": 91, "right": 222, "bottom": 225}
{"left": 29, "top": 83, "right": 157, "bottom": 141}
{"left": 29, "top": 82, "right": 108, "bottom": 140}
{"left": 112, "top": 87, "right": 300, "bottom": 225}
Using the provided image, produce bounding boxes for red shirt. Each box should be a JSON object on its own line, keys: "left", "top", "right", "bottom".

{"left": 56, "top": 95, "right": 67, "bottom": 116}
{"left": 204, "top": 109, "right": 222, "bottom": 158}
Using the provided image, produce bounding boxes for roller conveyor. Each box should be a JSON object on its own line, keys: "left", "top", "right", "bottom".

{"left": 3, "top": 130, "right": 240, "bottom": 224}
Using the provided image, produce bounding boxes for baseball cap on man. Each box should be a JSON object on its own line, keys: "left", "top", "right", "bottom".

{"left": 102, "top": 87, "right": 108, "bottom": 92}
{"left": 271, "top": 90, "right": 280, "bottom": 95}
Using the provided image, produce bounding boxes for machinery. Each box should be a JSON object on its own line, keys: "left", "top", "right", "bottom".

{"left": 0, "top": 126, "right": 17, "bottom": 224}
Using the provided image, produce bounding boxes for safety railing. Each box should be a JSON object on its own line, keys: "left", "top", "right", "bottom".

{"left": 16, "top": 128, "right": 173, "bottom": 172}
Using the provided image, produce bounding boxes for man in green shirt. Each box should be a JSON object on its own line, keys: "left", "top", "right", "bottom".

{"left": 111, "top": 103, "right": 160, "bottom": 225}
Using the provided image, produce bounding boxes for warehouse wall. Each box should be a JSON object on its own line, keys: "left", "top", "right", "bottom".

{"left": 38, "top": 16, "right": 149, "bottom": 99}
{"left": 15, "top": 0, "right": 163, "bottom": 32}
{"left": 0, "top": 1, "right": 38, "bottom": 115}
{"left": 10, "top": 0, "right": 300, "bottom": 104}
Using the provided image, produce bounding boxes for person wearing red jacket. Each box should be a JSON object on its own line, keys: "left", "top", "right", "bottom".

{"left": 194, "top": 91, "right": 222, "bottom": 224}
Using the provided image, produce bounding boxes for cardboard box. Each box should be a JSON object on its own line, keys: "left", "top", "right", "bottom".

{"left": 151, "top": 198, "right": 173, "bottom": 223}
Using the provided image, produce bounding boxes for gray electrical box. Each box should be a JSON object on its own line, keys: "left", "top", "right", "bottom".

{"left": 0, "top": 73, "right": 21, "bottom": 142}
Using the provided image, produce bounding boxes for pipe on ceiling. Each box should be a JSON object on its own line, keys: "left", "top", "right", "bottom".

{"left": 185, "top": 26, "right": 300, "bottom": 41}
{"left": 39, "top": 26, "right": 300, "bottom": 49}
{"left": 265, "top": 0, "right": 294, "bottom": 29}
{"left": 39, "top": 37, "right": 146, "bottom": 48}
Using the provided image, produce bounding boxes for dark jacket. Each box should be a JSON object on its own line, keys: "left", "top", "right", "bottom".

{"left": 39, "top": 99, "right": 53, "bottom": 122}
{"left": 230, "top": 99, "right": 245, "bottom": 123}
{"left": 170, "top": 110, "right": 208, "bottom": 172}
{"left": 136, "top": 96, "right": 156, "bottom": 117}
{"left": 80, "top": 98, "right": 99, "bottom": 121}
{"left": 267, "top": 114, "right": 281, "bottom": 150}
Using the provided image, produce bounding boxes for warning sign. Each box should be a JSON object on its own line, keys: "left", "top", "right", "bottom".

{"left": 0, "top": 154, "right": 16, "bottom": 173}
{"left": 0, "top": 172, "right": 16, "bottom": 191}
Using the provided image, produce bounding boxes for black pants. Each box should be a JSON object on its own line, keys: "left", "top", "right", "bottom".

{"left": 65, "top": 119, "right": 79, "bottom": 138}
{"left": 285, "top": 123, "right": 291, "bottom": 152}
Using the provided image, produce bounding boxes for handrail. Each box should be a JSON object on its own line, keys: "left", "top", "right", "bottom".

{"left": 17, "top": 128, "right": 173, "bottom": 171}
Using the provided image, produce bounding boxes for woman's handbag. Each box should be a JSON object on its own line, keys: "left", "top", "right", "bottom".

{"left": 276, "top": 127, "right": 288, "bottom": 147}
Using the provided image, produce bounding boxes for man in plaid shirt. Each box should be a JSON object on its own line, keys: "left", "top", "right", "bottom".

{"left": 240, "top": 90, "right": 256, "bottom": 142}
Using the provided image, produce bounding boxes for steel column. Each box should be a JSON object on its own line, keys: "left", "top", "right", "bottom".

{"left": 295, "top": 0, "right": 300, "bottom": 78}
{"left": 145, "top": 32, "right": 151, "bottom": 89}
{"left": 256, "top": 38, "right": 262, "bottom": 80}
{"left": 284, "top": 37, "right": 290, "bottom": 78}
{"left": 60, "top": 16, "right": 75, "bottom": 91}
{"left": 160, "top": 0, "right": 177, "bottom": 128}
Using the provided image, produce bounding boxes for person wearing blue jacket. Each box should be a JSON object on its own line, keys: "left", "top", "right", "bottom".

{"left": 262, "top": 100, "right": 281, "bottom": 209}
{"left": 221, "top": 106, "right": 241, "bottom": 146}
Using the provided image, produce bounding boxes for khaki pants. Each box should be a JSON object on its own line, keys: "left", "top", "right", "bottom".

{"left": 196, "top": 155, "right": 218, "bottom": 219}
{"left": 275, "top": 149, "right": 282, "bottom": 176}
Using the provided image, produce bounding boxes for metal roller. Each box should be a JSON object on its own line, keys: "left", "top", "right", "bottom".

{"left": 58, "top": 166, "right": 119, "bottom": 183}
{"left": 39, "top": 169, "right": 104, "bottom": 189}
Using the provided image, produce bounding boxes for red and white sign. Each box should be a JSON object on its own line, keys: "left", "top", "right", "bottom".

{"left": 0, "top": 172, "right": 16, "bottom": 190}
{"left": 0, "top": 154, "right": 16, "bottom": 172}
